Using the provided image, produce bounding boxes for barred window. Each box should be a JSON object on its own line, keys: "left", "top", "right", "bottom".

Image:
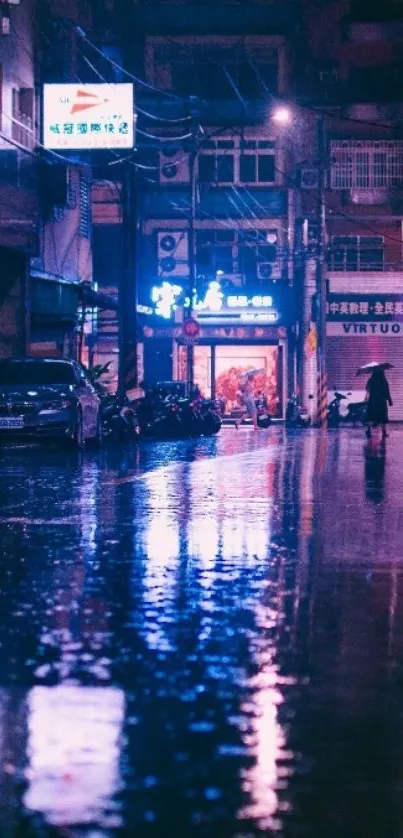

{"left": 331, "top": 141, "right": 403, "bottom": 189}
{"left": 328, "top": 235, "right": 384, "bottom": 271}
{"left": 79, "top": 175, "right": 92, "bottom": 239}
{"left": 154, "top": 43, "right": 278, "bottom": 100}
{"left": 198, "top": 138, "right": 275, "bottom": 185}
{"left": 195, "top": 227, "right": 279, "bottom": 279}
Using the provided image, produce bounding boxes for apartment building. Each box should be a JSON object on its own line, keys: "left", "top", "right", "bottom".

{"left": 299, "top": 0, "right": 403, "bottom": 417}
{"left": 123, "top": 0, "right": 299, "bottom": 416}
{"left": 0, "top": 0, "right": 38, "bottom": 357}
{"left": 0, "top": 0, "right": 95, "bottom": 359}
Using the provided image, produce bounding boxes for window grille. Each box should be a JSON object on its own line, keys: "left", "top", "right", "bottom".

{"left": 198, "top": 137, "right": 276, "bottom": 185}
{"left": 79, "top": 176, "right": 92, "bottom": 239}
{"left": 331, "top": 141, "right": 403, "bottom": 189}
{"left": 328, "top": 235, "right": 384, "bottom": 271}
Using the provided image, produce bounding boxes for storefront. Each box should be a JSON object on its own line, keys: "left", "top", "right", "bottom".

{"left": 327, "top": 294, "right": 403, "bottom": 420}
{"left": 144, "top": 288, "right": 295, "bottom": 418}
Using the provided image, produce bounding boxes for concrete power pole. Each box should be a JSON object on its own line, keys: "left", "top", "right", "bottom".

{"left": 185, "top": 140, "right": 198, "bottom": 396}
{"left": 316, "top": 115, "right": 328, "bottom": 426}
{"left": 118, "top": 162, "right": 138, "bottom": 397}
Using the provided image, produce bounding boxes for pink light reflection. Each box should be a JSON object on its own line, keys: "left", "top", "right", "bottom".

{"left": 237, "top": 605, "right": 292, "bottom": 832}
{"left": 24, "top": 686, "right": 124, "bottom": 828}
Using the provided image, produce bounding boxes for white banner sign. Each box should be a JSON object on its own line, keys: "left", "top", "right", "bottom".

{"left": 327, "top": 321, "right": 403, "bottom": 337}
{"left": 43, "top": 83, "right": 134, "bottom": 150}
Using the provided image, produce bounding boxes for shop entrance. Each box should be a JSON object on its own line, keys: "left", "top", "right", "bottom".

{"left": 178, "top": 343, "right": 281, "bottom": 417}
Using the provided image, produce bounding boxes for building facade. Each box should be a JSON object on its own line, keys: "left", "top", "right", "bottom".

{"left": 129, "top": 1, "right": 300, "bottom": 416}
{"left": 299, "top": 0, "right": 403, "bottom": 417}
{"left": 0, "top": 0, "right": 95, "bottom": 361}
{"left": 0, "top": 0, "right": 38, "bottom": 358}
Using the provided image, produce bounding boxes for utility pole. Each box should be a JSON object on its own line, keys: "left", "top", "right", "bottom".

{"left": 316, "top": 114, "right": 328, "bottom": 425}
{"left": 185, "top": 138, "right": 198, "bottom": 396}
{"left": 118, "top": 161, "right": 138, "bottom": 397}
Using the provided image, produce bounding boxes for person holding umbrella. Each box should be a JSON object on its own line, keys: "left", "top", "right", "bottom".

{"left": 236, "top": 369, "right": 262, "bottom": 430}
{"left": 357, "top": 362, "right": 394, "bottom": 439}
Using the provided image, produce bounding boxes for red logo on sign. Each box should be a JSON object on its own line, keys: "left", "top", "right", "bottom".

{"left": 71, "top": 89, "right": 110, "bottom": 115}
{"left": 182, "top": 318, "right": 200, "bottom": 338}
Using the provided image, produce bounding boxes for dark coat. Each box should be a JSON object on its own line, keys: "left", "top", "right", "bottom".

{"left": 366, "top": 371, "right": 392, "bottom": 425}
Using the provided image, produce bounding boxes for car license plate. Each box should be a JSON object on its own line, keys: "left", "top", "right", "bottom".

{"left": 0, "top": 417, "right": 24, "bottom": 429}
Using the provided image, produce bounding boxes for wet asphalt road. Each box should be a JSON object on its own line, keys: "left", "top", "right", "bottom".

{"left": 0, "top": 426, "right": 402, "bottom": 837}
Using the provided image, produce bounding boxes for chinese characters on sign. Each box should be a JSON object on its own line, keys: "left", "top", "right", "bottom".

{"left": 43, "top": 84, "right": 134, "bottom": 150}
{"left": 48, "top": 121, "right": 129, "bottom": 138}
{"left": 227, "top": 295, "right": 273, "bottom": 308}
{"left": 327, "top": 296, "right": 403, "bottom": 320}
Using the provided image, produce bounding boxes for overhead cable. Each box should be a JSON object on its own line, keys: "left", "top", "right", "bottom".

{"left": 74, "top": 25, "right": 187, "bottom": 103}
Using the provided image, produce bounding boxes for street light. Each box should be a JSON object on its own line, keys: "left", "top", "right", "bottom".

{"left": 271, "top": 104, "right": 293, "bottom": 126}
{"left": 271, "top": 102, "right": 328, "bottom": 425}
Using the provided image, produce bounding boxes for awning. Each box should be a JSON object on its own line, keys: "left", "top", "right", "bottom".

{"left": 79, "top": 282, "right": 118, "bottom": 311}
{"left": 30, "top": 271, "right": 119, "bottom": 313}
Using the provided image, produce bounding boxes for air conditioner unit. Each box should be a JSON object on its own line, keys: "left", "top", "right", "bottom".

{"left": 157, "top": 231, "right": 189, "bottom": 277}
{"left": 300, "top": 167, "right": 319, "bottom": 190}
{"left": 350, "top": 187, "right": 389, "bottom": 206}
{"left": 348, "top": 104, "right": 379, "bottom": 121}
{"left": 159, "top": 150, "right": 190, "bottom": 184}
{"left": 257, "top": 261, "right": 281, "bottom": 281}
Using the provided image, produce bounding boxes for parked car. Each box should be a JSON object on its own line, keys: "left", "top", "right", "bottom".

{"left": 0, "top": 357, "right": 102, "bottom": 448}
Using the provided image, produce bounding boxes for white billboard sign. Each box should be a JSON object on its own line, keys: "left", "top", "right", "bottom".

{"left": 43, "top": 83, "right": 134, "bottom": 150}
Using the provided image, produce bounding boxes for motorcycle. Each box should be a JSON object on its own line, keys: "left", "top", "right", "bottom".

{"left": 327, "top": 391, "right": 367, "bottom": 427}
{"left": 100, "top": 393, "right": 140, "bottom": 441}
{"left": 286, "top": 394, "right": 311, "bottom": 428}
{"left": 255, "top": 395, "right": 272, "bottom": 429}
{"left": 192, "top": 398, "right": 222, "bottom": 436}
{"left": 137, "top": 392, "right": 179, "bottom": 438}
{"left": 137, "top": 389, "right": 222, "bottom": 439}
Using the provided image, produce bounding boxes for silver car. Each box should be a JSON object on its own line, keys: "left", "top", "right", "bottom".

{"left": 0, "top": 357, "right": 102, "bottom": 447}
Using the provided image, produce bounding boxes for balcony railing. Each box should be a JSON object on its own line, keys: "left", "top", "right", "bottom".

{"left": 327, "top": 261, "right": 403, "bottom": 273}
{"left": 328, "top": 264, "right": 403, "bottom": 294}
{"left": 11, "top": 113, "right": 35, "bottom": 152}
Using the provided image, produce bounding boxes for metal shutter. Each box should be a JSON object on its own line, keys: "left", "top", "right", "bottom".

{"left": 327, "top": 337, "right": 403, "bottom": 420}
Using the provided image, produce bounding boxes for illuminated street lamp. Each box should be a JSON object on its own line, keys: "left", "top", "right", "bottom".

{"left": 271, "top": 104, "right": 293, "bottom": 126}
{"left": 271, "top": 101, "right": 328, "bottom": 425}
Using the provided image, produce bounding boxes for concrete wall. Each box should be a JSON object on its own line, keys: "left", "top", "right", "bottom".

{"left": 42, "top": 168, "right": 93, "bottom": 285}
{"left": 0, "top": 0, "right": 38, "bottom": 252}
{"left": 0, "top": 246, "right": 27, "bottom": 358}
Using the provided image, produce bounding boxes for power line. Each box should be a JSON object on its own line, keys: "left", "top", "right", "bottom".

{"left": 297, "top": 99, "right": 403, "bottom": 135}
{"left": 74, "top": 24, "right": 187, "bottom": 103}
{"left": 137, "top": 127, "right": 193, "bottom": 143}
{"left": 228, "top": 187, "right": 260, "bottom": 230}
{"left": 136, "top": 107, "right": 191, "bottom": 125}
{"left": 148, "top": 33, "right": 403, "bottom": 133}
{"left": 273, "top": 161, "right": 402, "bottom": 245}
{"left": 166, "top": 196, "right": 290, "bottom": 257}
{"left": 79, "top": 52, "right": 193, "bottom": 141}
{"left": 11, "top": 15, "right": 403, "bottom": 247}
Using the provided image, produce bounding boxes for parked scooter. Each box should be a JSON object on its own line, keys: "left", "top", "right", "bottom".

{"left": 101, "top": 393, "right": 140, "bottom": 441}
{"left": 286, "top": 394, "right": 311, "bottom": 428}
{"left": 137, "top": 391, "right": 180, "bottom": 438}
{"left": 255, "top": 394, "right": 272, "bottom": 428}
{"left": 195, "top": 398, "right": 222, "bottom": 435}
{"left": 327, "top": 391, "right": 367, "bottom": 427}
{"left": 137, "top": 388, "right": 222, "bottom": 439}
